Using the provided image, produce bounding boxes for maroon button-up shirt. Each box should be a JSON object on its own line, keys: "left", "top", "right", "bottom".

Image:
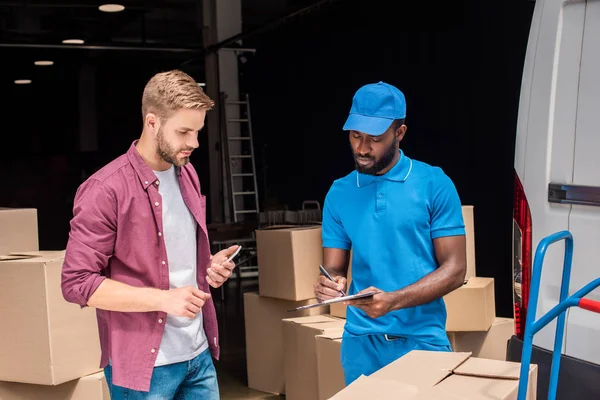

{"left": 61, "top": 141, "right": 219, "bottom": 392}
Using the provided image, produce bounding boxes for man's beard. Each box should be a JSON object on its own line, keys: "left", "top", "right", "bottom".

{"left": 353, "top": 138, "right": 399, "bottom": 175}
{"left": 156, "top": 127, "right": 191, "bottom": 167}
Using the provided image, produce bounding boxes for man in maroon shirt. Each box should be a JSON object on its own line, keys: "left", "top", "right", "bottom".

{"left": 61, "top": 69, "right": 238, "bottom": 399}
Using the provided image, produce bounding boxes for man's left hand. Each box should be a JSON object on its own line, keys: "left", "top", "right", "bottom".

{"left": 206, "top": 245, "right": 240, "bottom": 288}
{"left": 344, "top": 287, "right": 396, "bottom": 319}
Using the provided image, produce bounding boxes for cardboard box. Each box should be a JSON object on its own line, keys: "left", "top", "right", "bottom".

{"left": 330, "top": 350, "right": 537, "bottom": 400}
{"left": 256, "top": 225, "right": 323, "bottom": 301}
{"left": 0, "top": 208, "right": 38, "bottom": 256}
{"left": 244, "top": 292, "right": 330, "bottom": 395}
{"left": 329, "top": 374, "right": 419, "bottom": 399}
{"left": 0, "top": 371, "right": 109, "bottom": 400}
{"left": 448, "top": 317, "right": 514, "bottom": 361}
{"left": 0, "top": 252, "right": 102, "bottom": 385}
{"left": 462, "top": 205, "right": 476, "bottom": 280}
{"left": 283, "top": 315, "right": 346, "bottom": 400}
{"left": 316, "top": 329, "right": 345, "bottom": 400}
{"left": 444, "top": 277, "right": 495, "bottom": 331}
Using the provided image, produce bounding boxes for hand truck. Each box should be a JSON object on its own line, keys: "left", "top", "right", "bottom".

{"left": 518, "top": 230, "right": 600, "bottom": 399}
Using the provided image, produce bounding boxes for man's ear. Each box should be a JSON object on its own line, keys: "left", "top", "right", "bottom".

{"left": 396, "top": 124, "right": 407, "bottom": 142}
{"left": 145, "top": 112, "right": 159, "bottom": 133}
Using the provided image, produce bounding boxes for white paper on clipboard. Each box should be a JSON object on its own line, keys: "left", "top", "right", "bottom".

{"left": 288, "top": 291, "right": 376, "bottom": 312}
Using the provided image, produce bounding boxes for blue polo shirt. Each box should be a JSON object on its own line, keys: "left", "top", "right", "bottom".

{"left": 322, "top": 149, "right": 465, "bottom": 346}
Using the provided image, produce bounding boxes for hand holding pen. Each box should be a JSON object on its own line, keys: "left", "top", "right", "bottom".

{"left": 314, "top": 264, "right": 347, "bottom": 302}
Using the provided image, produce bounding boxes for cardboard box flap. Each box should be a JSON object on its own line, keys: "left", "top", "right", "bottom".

{"left": 0, "top": 251, "right": 65, "bottom": 263}
{"left": 259, "top": 225, "right": 321, "bottom": 232}
{"left": 411, "top": 385, "right": 470, "bottom": 400}
{"left": 371, "top": 350, "right": 472, "bottom": 389}
{"left": 329, "top": 375, "right": 420, "bottom": 399}
{"left": 464, "top": 277, "right": 491, "bottom": 289}
{"left": 304, "top": 321, "right": 345, "bottom": 332}
{"left": 316, "top": 328, "right": 345, "bottom": 341}
{"left": 453, "top": 357, "right": 522, "bottom": 380}
{"left": 0, "top": 255, "right": 29, "bottom": 261}
{"left": 284, "top": 315, "right": 339, "bottom": 325}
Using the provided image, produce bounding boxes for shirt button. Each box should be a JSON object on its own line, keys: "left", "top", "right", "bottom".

{"left": 156, "top": 180, "right": 160, "bottom": 185}
{"left": 158, "top": 318, "right": 163, "bottom": 324}
{"left": 155, "top": 202, "right": 160, "bottom": 206}
{"left": 378, "top": 194, "right": 383, "bottom": 199}
{"left": 158, "top": 232, "right": 162, "bottom": 237}
{"left": 162, "top": 261, "right": 166, "bottom": 265}
{"left": 151, "top": 348, "right": 156, "bottom": 353}
{"left": 144, "top": 180, "right": 148, "bottom": 185}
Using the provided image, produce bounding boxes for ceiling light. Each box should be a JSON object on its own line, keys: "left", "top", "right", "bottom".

{"left": 198, "top": 83, "right": 206, "bottom": 87}
{"left": 14, "top": 79, "right": 32, "bottom": 84}
{"left": 62, "top": 39, "right": 85, "bottom": 44}
{"left": 99, "top": 4, "right": 125, "bottom": 12}
{"left": 34, "top": 60, "right": 54, "bottom": 66}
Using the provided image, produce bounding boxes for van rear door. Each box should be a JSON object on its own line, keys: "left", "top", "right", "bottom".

{"left": 555, "top": 1, "right": 600, "bottom": 365}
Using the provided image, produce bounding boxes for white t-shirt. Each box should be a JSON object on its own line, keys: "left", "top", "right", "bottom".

{"left": 153, "top": 165, "right": 208, "bottom": 366}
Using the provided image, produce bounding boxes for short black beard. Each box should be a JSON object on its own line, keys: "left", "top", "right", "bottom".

{"left": 353, "top": 138, "right": 399, "bottom": 175}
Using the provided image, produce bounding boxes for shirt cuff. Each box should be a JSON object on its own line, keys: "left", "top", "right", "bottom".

{"left": 431, "top": 227, "right": 466, "bottom": 239}
{"left": 323, "top": 239, "right": 352, "bottom": 250}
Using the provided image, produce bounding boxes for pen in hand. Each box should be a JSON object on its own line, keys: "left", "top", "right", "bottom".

{"left": 319, "top": 264, "right": 346, "bottom": 297}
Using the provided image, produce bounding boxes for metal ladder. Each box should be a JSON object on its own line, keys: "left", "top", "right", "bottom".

{"left": 220, "top": 93, "right": 260, "bottom": 223}
{"left": 517, "top": 230, "right": 600, "bottom": 400}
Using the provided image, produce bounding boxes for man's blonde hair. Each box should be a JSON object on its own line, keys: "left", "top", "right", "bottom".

{"left": 141, "top": 69, "right": 214, "bottom": 121}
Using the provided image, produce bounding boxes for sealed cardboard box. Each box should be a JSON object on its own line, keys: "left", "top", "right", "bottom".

{"left": 462, "top": 205, "right": 476, "bottom": 280}
{"left": 331, "top": 350, "right": 537, "bottom": 400}
{"left": 448, "top": 317, "right": 514, "bottom": 360}
{"left": 0, "top": 208, "right": 38, "bottom": 256}
{"left": 444, "top": 277, "right": 495, "bottom": 331}
{"left": 315, "top": 329, "right": 345, "bottom": 400}
{"left": 244, "top": 292, "right": 329, "bottom": 395}
{"left": 0, "top": 371, "right": 109, "bottom": 400}
{"left": 256, "top": 225, "right": 323, "bottom": 301}
{"left": 283, "top": 315, "right": 346, "bottom": 400}
{"left": 0, "top": 252, "right": 102, "bottom": 385}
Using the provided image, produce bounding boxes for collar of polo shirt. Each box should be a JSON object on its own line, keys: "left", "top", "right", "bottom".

{"left": 356, "top": 149, "right": 413, "bottom": 188}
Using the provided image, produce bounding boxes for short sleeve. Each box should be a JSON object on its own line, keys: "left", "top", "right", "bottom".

{"left": 321, "top": 186, "right": 352, "bottom": 250}
{"left": 429, "top": 168, "right": 466, "bottom": 239}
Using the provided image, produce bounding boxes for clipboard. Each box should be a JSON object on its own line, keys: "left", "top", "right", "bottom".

{"left": 288, "top": 291, "right": 377, "bottom": 312}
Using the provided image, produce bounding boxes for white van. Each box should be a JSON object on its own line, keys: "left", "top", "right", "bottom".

{"left": 510, "top": 0, "right": 600, "bottom": 397}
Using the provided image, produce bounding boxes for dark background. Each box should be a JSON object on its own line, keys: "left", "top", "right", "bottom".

{"left": 0, "top": 0, "right": 535, "bottom": 318}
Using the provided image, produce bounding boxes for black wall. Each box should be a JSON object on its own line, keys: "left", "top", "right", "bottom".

{"left": 244, "top": 0, "right": 535, "bottom": 317}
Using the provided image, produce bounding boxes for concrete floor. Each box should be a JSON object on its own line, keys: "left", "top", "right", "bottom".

{"left": 213, "top": 278, "right": 284, "bottom": 400}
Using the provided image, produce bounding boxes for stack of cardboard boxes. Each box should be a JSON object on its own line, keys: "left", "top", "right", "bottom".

{"left": 244, "top": 225, "right": 346, "bottom": 397}
{"left": 247, "top": 207, "right": 532, "bottom": 400}
{"left": 0, "top": 208, "right": 109, "bottom": 399}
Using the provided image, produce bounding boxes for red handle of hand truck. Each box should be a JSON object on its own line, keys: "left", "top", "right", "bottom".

{"left": 579, "top": 298, "right": 600, "bottom": 313}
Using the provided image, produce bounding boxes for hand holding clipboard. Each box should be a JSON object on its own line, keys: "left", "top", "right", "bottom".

{"left": 289, "top": 265, "right": 376, "bottom": 311}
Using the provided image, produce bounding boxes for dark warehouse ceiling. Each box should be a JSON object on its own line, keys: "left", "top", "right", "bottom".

{"left": 0, "top": 0, "right": 331, "bottom": 50}
{"left": 0, "top": 0, "right": 336, "bottom": 87}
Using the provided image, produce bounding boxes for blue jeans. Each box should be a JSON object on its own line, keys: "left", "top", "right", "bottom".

{"left": 104, "top": 349, "right": 219, "bottom": 399}
{"left": 340, "top": 333, "right": 452, "bottom": 385}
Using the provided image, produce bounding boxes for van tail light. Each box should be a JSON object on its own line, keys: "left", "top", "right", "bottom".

{"left": 513, "top": 172, "right": 532, "bottom": 339}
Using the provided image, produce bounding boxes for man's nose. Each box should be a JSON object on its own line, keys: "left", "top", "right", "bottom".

{"left": 188, "top": 133, "right": 199, "bottom": 149}
{"left": 356, "top": 138, "right": 370, "bottom": 156}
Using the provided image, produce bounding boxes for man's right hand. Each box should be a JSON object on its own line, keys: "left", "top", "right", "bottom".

{"left": 314, "top": 275, "right": 347, "bottom": 302}
{"left": 157, "top": 286, "right": 211, "bottom": 319}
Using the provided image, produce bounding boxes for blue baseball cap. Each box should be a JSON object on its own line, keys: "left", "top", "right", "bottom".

{"left": 342, "top": 81, "right": 406, "bottom": 136}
